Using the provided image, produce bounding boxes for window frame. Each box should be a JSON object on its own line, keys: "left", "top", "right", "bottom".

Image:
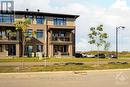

{"left": 53, "top": 17, "right": 66, "bottom": 26}
{"left": 27, "top": 29, "right": 33, "bottom": 38}
{"left": 36, "top": 29, "right": 44, "bottom": 39}
{"left": 0, "top": 14, "right": 14, "bottom": 23}
{"left": 36, "top": 45, "right": 43, "bottom": 52}
{"left": 36, "top": 16, "right": 44, "bottom": 24}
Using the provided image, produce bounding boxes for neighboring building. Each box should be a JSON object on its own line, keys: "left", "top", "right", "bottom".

{"left": 0, "top": 10, "right": 79, "bottom": 58}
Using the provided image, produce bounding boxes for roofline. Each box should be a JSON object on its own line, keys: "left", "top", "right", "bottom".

{"left": 0, "top": 10, "right": 79, "bottom": 19}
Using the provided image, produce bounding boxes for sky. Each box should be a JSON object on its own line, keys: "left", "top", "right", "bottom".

{"left": 5, "top": 0, "right": 130, "bottom": 52}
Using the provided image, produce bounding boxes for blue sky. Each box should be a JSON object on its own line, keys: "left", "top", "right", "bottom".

{"left": 12, "top": 0, "right": 130, "bottom": 52}
{"left": 50, "top": 0, "right": 128, "bottom": 8}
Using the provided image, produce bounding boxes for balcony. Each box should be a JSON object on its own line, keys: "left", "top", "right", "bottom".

{"left": 52, "top": 36, "right": 70, "bottom": 41}
{"left": 48, "top": 25, "right": 75, "bottom": 30}
{"left": 54, "top": 52, "right": 69, "bottom": 56}
{"left": 50, "top": 36, "right": 72, "bottom": 44}
{"left": 0, "top": 23, "right": 14, "bottom": 27}
{"left": 0, "top": 36, "right": 19, "bottom": 44}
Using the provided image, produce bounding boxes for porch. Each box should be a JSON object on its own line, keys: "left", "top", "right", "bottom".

{"left": 0, "top": 44, "right": 20, "bottom": 58}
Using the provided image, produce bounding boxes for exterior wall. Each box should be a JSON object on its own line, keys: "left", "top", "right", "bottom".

{"left": 47, "top": 17, "right": 53, "bottom": 25}
{"left": 0, "top": 11, "right": 78, "bottom": 58}
{"left": 66, "top": 18, "right": 75, "bottom": 26}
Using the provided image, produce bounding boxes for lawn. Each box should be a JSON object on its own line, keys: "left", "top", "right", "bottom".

{"left": 0, "top": 57, "right": 130, "bottom": 62}
{"left": 0, "top": 64, "right": 130, "bottom": 73}
{"left": 0, "top": 57, "right": 130, "bottom": 73}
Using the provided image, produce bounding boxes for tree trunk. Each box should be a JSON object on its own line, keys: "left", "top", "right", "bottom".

{"left": 22, "top": 32, "right": 25, "bottom": 57}
{"left": 97, "top": 46, "right": 100, "bottom": 58}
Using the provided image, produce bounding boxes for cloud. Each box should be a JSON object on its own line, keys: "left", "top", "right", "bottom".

{"left": 14, "top": 0, "right": 51, "bottom": 11}
{"left": 13, "top": 0, "right": 130, "bottom": 52}
{"left": 111, "top": 0, "right": 129, "bottom": 10}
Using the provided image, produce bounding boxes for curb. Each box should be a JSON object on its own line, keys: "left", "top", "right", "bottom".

{"left": 0, "top": 68, "right": 130, "bottom": 75}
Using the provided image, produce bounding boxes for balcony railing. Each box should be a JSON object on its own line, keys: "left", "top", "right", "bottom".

{"left": 48, "top": 25, "right": 75, "bottom": 30}
{"left": 54, "top": 52, "right": 69, "bottom": 55}
{"left": 51, "top": 36, "right": 71, "bottom": 42}
{"left": 0, "top": 36, "right": 17, "bottom": 40}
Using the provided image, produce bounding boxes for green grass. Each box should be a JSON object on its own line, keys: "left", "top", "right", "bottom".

{"left": 0, "top": 64, "right": 130, "bottom": 73}
{"left": 0, "top": 57, "right": 44, "bottom": 62}
{"left": 46, "top": 58, "right": 130, "bottom": 62}
{"left": 29, "top": 64, "right": 130, "bottom": 71}
{"left": 0, "top": 57, "right": 130, "bottom": 62}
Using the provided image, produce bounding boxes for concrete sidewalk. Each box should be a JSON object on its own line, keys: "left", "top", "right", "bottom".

{"left": 0, "top": 68, "right": 130, "bottom": 79}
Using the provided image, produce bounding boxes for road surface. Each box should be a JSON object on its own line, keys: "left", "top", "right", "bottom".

{"left": 0, "top": 69, "right": 130, "bottom": 87}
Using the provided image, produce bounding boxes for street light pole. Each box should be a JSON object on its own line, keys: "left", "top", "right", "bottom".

{"left": 116, "top": 27, "right": 118, "bottom": 59}
{"left": 116, "top": 26, "right": 125, "bottom": 59}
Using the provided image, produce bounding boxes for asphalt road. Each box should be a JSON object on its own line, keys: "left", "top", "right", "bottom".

{"left": 0, "top": 69, "right": 130, "bottom": 87}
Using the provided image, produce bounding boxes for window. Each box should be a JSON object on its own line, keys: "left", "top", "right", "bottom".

{"left": 61, "top": 31, "right": 65, "bottom": 37}
{"left": 0, "top": 31, "right": 6, "bottom": 39}
{"left": 36, "top": 45, "right": 43, "bottom": 52}
{"left": 25, "top": 45, "right": 33, "bottom": 56}
{"left": 27, "top": 29, "right": 33, "bottom": 37}
{"left": 54, "top": 17, "right": 66, "bottom": 26}
{"left": 52, "top": 31, "right": 66, "bottom": 37}
{"left": 0, "top": 14, "right": 14, "bottom": 23}
{"left": 36, "top": 16, "right": 44, "bottom": 24}
{"left": 28, "top": 46, "right": 33, "bottom": 52}
{"left": 36, "top": 29, "right": 43, "bottom": 38}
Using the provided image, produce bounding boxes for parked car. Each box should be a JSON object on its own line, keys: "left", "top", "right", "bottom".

{"left": 108, "top": 54, "right": 117, "bottom": 58}
{"left": 95, "top": 54, "right": 106, "bottom": 58}
{"left": 75, "top": 53, "right": 83, "bottom": 58}
{"left": 86, "top": 54, "right": 95, "bottom": 58}
{"left": 82, "top": 54, "right": 87, "bottom": 58}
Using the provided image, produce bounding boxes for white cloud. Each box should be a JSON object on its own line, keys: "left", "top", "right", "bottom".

{"left": 14, "top": 0, "right": 51, "bottom": 11}
{"left": 111, "top": 0, "right": 129, "bottom": 10}
{"left": 13, "top": 0, "right": 130, "bottom": 52}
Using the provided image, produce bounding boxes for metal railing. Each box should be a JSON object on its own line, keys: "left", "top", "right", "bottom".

{"left": 0, "top": 36, "right": 17, "bottom": 40}
{"left": 54, "top": 52, "right": 69, "bottom": 55}
{"left": 51, "top": 36, "right": 71, "bottom": 42}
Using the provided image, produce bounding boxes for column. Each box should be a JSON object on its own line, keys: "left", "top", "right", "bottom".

{"left": 69, "top": 45, "right": 73, "bottom": 56}
{"left": 16, "top": 44, "right": 20, "bottom": 57}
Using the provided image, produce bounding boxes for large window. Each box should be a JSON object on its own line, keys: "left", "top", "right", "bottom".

{"left": 52, "top": 31, "right": 66, "bottom": 37}
{"left": 25, "top": 45, "right": 33, "bottom": 56}
{"left": 0, "top": 14, "right": 14, "bottom": 23}
{"left": 0, "top": 30, "right": 6, "bottom": 39}
{"left": 36, "top": 16, "right": 44, "bottom": 24}
{"left": 27, "top": 29, "right": 33, "bottom": 37}
{"left": 54, "top": 17, "right": 66, "bottom": 26}
{"left": 36, "top": 29, "right": 43, "bottom": 38}
{"left": 36, "top": 45, "right": 43, "bottom": 52}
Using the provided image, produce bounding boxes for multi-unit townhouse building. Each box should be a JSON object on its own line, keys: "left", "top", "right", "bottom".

{"left": 0, "top": 10, "right": 79, "bottom": 58}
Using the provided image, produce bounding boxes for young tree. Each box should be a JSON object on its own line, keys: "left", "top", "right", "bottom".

{"left": 104, "top": 42, "right": 111, "bottom": 51}
{"left": 88, "top": 25, "right": 108, "bottom": 55}
{"left": 14, "top": 18, "right": 31, "bottom": 57}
